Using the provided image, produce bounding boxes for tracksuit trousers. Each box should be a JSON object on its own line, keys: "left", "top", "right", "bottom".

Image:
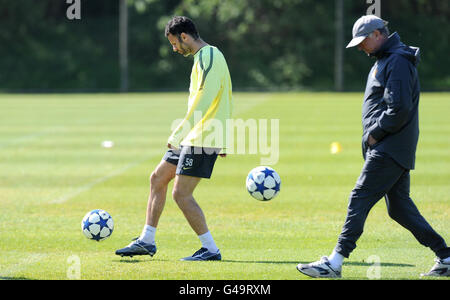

{"left": 334, "top": 149, "right": 450, "bottom": 259}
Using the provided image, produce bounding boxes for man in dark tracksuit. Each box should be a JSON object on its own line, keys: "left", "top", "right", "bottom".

{"left": 297, "top": 15, "right": 450, "bottom": 278}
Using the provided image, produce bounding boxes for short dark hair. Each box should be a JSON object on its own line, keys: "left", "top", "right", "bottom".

{"left": 165, "top": 16, "right": 199, "bottom": 40}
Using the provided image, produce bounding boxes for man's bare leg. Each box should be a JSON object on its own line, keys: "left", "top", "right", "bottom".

{"left": 172, "top": 174, "right": 220, "bottom": 260}
{"left": 145, "top": 160, "right": 177, "bottom": 227}
{"left": 138, "top": 160, "right": 177, "bottom": 244}
{"left": 115, "top": 160, "right": 176, "bottom": 257}
{"left": 172, "top": 174, "right": 206, "bottom": 235}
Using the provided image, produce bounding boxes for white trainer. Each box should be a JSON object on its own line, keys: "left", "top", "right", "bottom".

{"left": 296, "top": 256, "right": 342, "bottom": 278}
{"left": 421, "top": 258, "right": 450, "bottom": 277}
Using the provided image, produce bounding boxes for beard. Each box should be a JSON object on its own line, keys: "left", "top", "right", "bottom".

{"left": 178, "top": 39, "right": 192, "bottom": 57}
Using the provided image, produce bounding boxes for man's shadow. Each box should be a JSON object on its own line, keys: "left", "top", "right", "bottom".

{"left": 220, "top": 259, "right": 414, "bottom": 267}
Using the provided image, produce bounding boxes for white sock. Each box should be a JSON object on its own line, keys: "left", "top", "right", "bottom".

{"left": 138, "top": 225, "right": 156, "bottom": 245}
{"left": 198, "top": 231, "right": 219, "bottom": 253}
{"left": 328, "top": 250, "right": 344, "bottom": 269}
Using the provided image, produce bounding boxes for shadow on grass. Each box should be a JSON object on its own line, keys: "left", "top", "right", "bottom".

{"left": 222, "top": 260, "right": 301, "bottom": 265}
{"left": 0, "top": 276, "right": 32, "bottom": 280}
{"left": 113, "top": 258, "right": 415, "bottom": 268}
{"left": 113, "top": 258, "right": 170, "bottom": 263}
{"left": 221, "top": 260, "right": 415, "bottom": 268}
{"left": 343, "top": 261, "right": 415, "bottom": 267}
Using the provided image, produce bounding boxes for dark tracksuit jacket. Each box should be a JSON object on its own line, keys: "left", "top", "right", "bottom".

{"left": 335, "top": 33, "right": 450, "bottom": 259}
{"left": 361, "top": 32, "right": 420, "bottom": 170}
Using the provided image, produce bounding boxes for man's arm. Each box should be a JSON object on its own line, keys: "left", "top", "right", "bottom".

{"left": 168, "top": 47, "right": 222, "bottom": 148}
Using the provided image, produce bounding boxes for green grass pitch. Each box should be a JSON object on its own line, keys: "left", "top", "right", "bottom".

{"left": 0, "top": 92, "right": 449, "bottom": 280}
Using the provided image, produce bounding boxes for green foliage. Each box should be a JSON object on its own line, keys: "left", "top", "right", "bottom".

{"left": 0, "top": 0, "right": 448, "bottom": 91}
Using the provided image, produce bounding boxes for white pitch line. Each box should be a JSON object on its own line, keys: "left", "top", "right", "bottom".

{"left": 233, "top": 94, "right": 272, "bottom": 116}
{"left": 49, "top": 158, "right": 149, "bottom": 204}
{"left": 0, "top": 127, "right": 63, "bottom": 150}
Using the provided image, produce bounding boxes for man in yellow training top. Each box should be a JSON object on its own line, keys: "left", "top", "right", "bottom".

{"left": 116, "top": 16, "right": 232, "bottom": 261}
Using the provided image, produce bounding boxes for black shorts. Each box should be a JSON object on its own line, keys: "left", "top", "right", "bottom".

{"left": 162, "top": 146, "right": 220, "bottom": 179}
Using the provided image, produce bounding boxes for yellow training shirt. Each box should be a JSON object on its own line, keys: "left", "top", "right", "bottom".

{"left": 168, "top": 45, "right": 233, "bottom": 150}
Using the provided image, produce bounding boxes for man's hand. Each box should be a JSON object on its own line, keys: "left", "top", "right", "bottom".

{"left": 368, "top": 134, "right": 378, "bottom": 146}
{"left": 168, "top": 143, "right": 180, "bottom": 151}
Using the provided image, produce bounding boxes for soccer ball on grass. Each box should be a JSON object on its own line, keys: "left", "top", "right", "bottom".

{"left": 81, "top": 209, "right": 114, "bottom": 241}
{"left": 246, "top": 166, "right": 281, "bottom": 201}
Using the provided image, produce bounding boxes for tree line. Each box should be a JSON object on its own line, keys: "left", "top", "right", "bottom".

{"left": 0, "top": 0, "right": 448, "bottom": 92}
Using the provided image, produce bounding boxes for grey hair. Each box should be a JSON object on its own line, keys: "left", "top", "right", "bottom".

{"left": 377, "top": 26, "right": 390, "bottom": 36}
{"left": 368, "top": 26, "right": 390, "bottom": 39}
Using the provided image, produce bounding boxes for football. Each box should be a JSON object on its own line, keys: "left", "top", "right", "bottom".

{"left": 81, "top": 209, "right": 114, "bottom": 241}
{"left": 246, "top": 166, "right": 281, "bottom": 201}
